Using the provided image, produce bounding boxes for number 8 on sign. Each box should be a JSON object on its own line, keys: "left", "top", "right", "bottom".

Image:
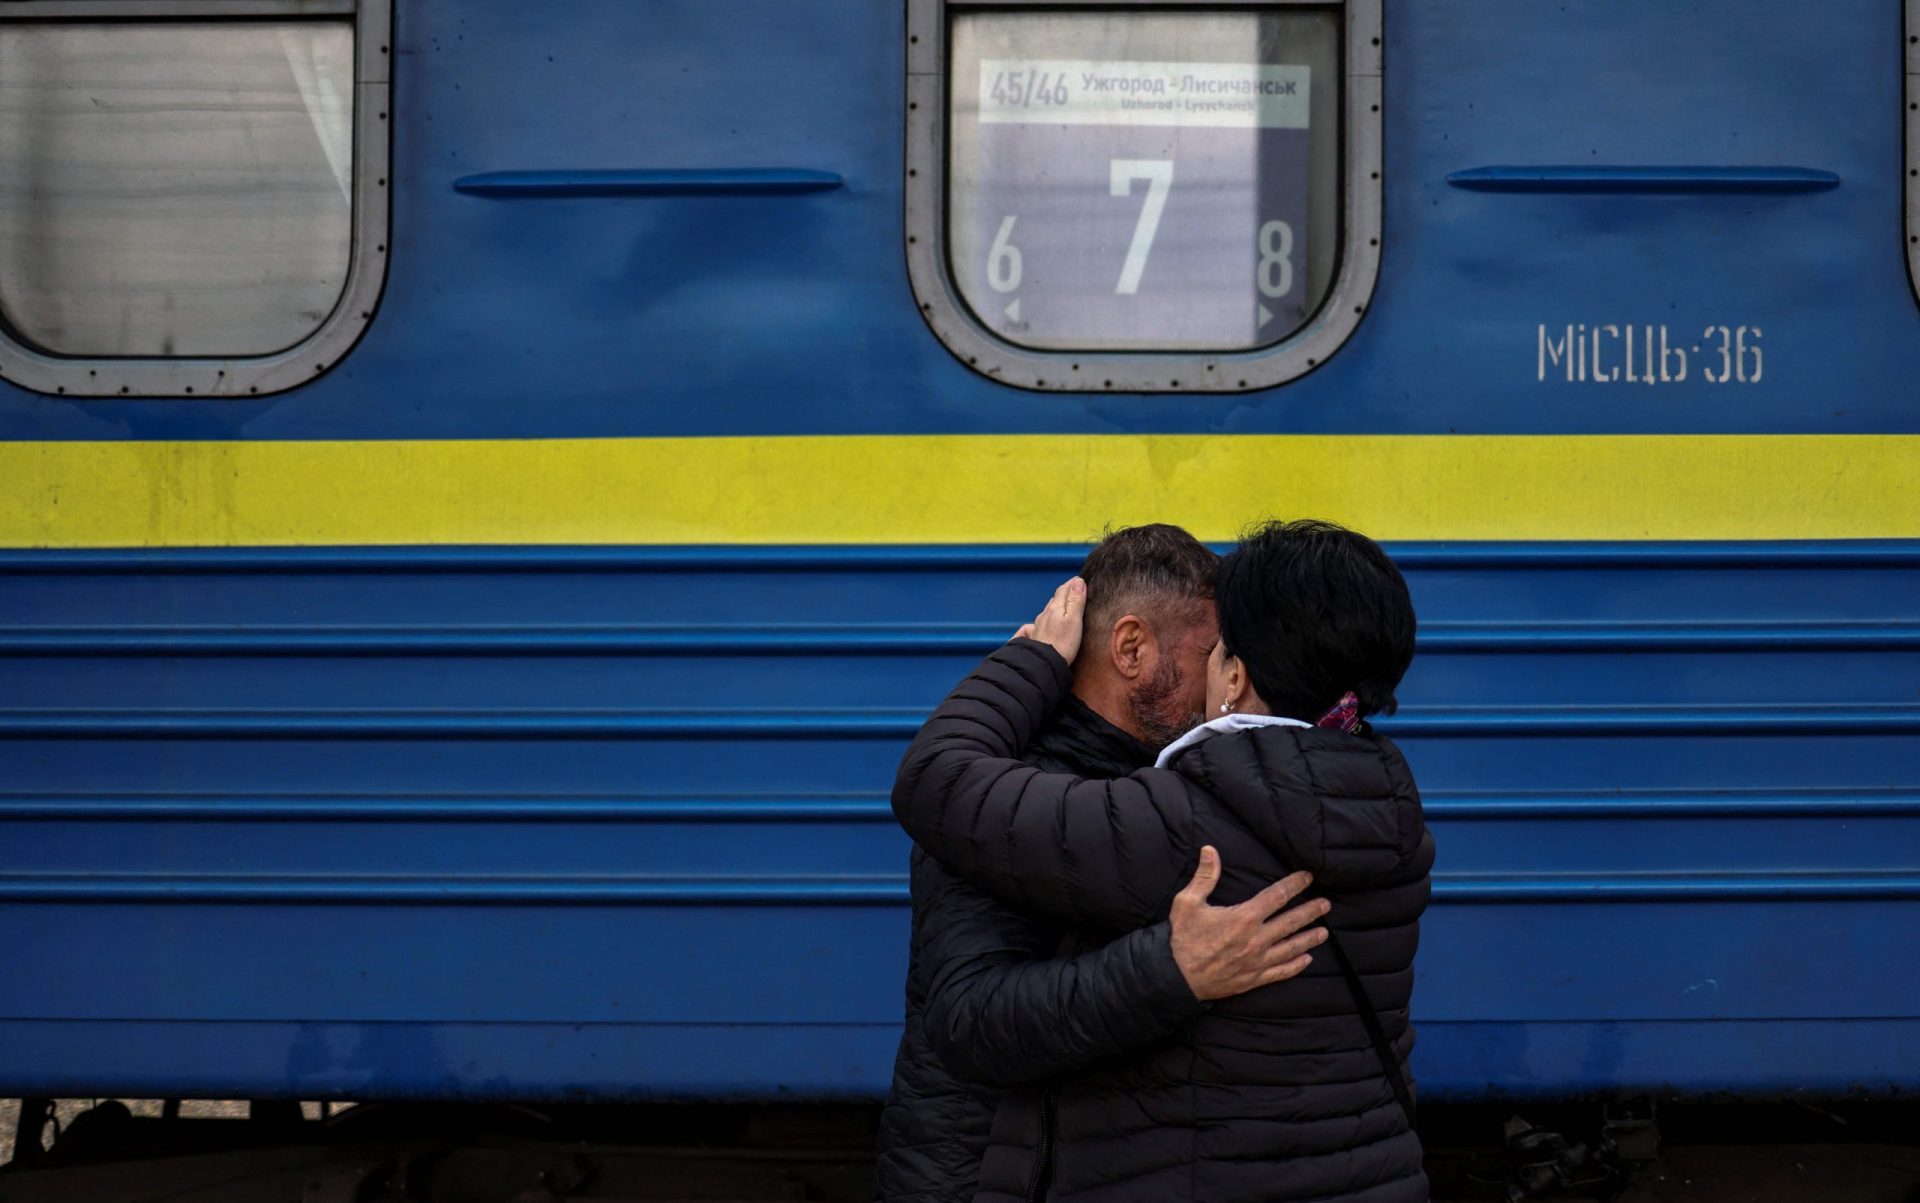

{"left": 1258, "top": 220, "right": 1295, "bottom": 299}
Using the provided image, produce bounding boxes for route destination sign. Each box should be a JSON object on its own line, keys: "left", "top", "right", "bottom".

{"left": 952, "top": 57, "right": 1314, "bottom": 353}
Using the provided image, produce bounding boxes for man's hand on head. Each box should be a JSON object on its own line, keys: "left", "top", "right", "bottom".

{"left": 1018, "top": 576, "right": 1087, "bottom": 665}
{"left": 1169, "top": 847, "right": 1330, "bottom": 1002}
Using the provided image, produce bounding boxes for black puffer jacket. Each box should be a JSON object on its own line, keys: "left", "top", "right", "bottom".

{"left": 875, "top": 697, "right": 1208, "bottom": 1203}
{"left": 893, "top": 640, "right": 1434, "bottom": 1203}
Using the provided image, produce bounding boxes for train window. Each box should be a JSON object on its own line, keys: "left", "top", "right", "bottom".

{"left": 906, "top": 0, "right": 1380, "bottom": 392}
{"left": 0, "top": 0, "right": 391, "bottom": 398}
{"left": 0, "top": 23, "right": 353, "bottom": 358}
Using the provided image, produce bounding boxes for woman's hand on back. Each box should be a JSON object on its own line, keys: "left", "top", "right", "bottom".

{"left": 1014, "top": 576, "right": 1086, "bottom": 665}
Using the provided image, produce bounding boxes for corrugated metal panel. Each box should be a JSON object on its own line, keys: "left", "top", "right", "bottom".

{"left": 2, "top": 542, "right": 1916, "bottom": 1100}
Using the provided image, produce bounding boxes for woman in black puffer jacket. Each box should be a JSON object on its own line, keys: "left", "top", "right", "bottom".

{"left": 893, "top": 520, "right": 1434, "bottom": 1203}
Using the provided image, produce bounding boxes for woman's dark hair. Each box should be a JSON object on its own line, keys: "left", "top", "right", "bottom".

{"left": 1215, "top": 519, "right": 1416, "bottom": 721}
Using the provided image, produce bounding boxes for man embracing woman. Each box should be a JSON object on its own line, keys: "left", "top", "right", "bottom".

{"left": 881, "top": 519, "right": 1434, "bottom": 1203}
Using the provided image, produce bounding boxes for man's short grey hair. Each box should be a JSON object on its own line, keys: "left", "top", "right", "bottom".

{"left": 1078, "top": 523, "right": 1221, "bottom": 637}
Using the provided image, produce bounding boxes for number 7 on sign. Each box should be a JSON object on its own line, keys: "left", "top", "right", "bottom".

{"left": 1110, "top": 159, "right": 1172, "bottom": 295}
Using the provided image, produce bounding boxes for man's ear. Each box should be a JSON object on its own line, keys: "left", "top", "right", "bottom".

{"left": 1109, "top": 614, "right": 1152, "bottom": 679}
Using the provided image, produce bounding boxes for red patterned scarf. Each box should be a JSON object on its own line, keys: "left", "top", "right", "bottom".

{"left": 1315, "top": 691, "right": 1363, "bottom": 733}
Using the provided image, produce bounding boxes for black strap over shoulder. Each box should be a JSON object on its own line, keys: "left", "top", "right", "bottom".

{"left": 1324, "top": 930, "right": 1417, "bottom": 1126}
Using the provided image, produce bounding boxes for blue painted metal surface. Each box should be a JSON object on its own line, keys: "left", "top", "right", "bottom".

{"left": 6, "top": 703, "right": 1920, "bottom": 738}
{"left": 2, "top": 0, "right": 1918, "bottom": 1105}
{"left": 4, "top": 544, "right": 1920, "bottom": 1101}
{"left": 0, "top": 0, "right": 1912, "bottom": 438}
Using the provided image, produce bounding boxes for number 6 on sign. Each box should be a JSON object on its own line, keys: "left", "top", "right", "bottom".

{"left": 1110, "top": 159, "right": 1173, "bottom": 295}
{"left": 987, "top": 215, "right": 1023, "bottom": 294}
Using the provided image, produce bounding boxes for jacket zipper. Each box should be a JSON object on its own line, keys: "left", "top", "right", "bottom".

{"left": 1026, "top": 1087, "right": 1057, "bottom": 1203}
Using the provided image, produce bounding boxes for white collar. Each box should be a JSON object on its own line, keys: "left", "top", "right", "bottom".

{"left": 1153, "top": 711, "right": 1311, "bottom": 769}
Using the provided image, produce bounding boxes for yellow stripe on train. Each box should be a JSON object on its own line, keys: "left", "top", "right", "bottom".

{"left": 0, "top": 434, "right": 1916, "bottom": 547}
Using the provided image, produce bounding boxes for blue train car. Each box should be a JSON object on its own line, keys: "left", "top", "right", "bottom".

{"left": 1, "top": 0, "right": 1917, "bottom": 1116}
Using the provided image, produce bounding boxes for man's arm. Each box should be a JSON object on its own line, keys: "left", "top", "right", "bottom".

{"left": 921, "top": 850, "right": 1333, "bottom": 1088}
{"left": 918, "top": 876, "right": 1197, "bottom": 1088}
{"left": 891, "top": 636, "right": 1197, "bottom": 930}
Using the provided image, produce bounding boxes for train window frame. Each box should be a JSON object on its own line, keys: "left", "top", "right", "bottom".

{"left": 1909, "top": 0, "right": 1920, "bottom": 305}
{"left": 905, "top": 0, "right": 1381, "bottom": 393}
{"left": 0, "top": 0, "right": 391, "bottom": 399}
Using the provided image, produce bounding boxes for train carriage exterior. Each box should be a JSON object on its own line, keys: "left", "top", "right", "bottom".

{"left": 1, "top": 0, "right": 1917, "bottom": 1127}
